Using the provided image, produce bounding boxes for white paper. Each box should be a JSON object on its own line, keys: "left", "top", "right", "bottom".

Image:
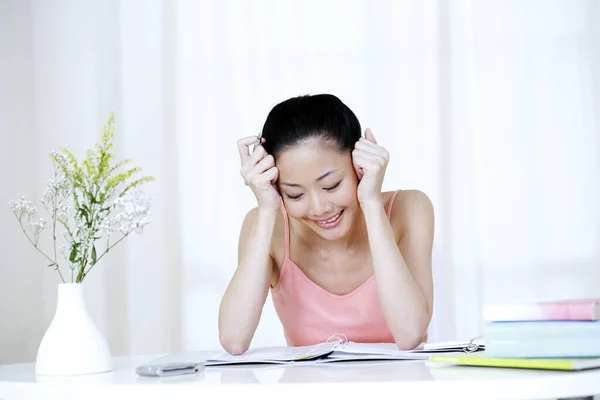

{"left": 206, "top": 342, "right": 338, "bottom": 365}
{"left": 325, "top": 342, "right": 462, "bottom": 361}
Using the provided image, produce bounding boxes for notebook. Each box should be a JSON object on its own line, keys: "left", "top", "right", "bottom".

{"left": 429, "top": 352, "right": 600, "bottom": 371}
{"left": 483, "top": 298, "right": 600, "bottom": 322}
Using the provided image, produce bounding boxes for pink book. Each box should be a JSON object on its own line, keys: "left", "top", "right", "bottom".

{"left": 483, "top": 299, "right": 600, "bottom": 322}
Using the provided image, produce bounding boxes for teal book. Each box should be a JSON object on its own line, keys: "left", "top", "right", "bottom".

{"left": 484, "top": 320, "right": 600, "bottom": 358}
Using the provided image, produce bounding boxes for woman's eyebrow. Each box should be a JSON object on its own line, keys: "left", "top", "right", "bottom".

{"left": 280, "top": 169, "right": 338, "bottom": 187}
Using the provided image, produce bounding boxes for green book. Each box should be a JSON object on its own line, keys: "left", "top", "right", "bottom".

{"left": 429, "top": 352, "right": 600, "bottom": 371}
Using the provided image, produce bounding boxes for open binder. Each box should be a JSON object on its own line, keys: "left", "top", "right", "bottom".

{"left": 147, "top": 335, "right": 484, "bottom": 367}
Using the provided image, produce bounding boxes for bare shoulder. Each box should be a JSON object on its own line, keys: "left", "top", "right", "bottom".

{"left": 237, "top": 207, "right": 260, "bottom": 258}
{"left": 238, "top": 206, "right": 284, "bottom": 238}
{"left": 239, "top": 207, "right": 259, "bottom": 234}
{"left": 237, "top": 207, "right": 286, "bottom": 265}
{"left": 386, "top": 189, "right": 434, "bottom": 240}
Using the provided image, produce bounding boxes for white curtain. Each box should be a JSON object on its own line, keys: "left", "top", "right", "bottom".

{"left": 1, "top": 0, "right": 599, "bottom": 364}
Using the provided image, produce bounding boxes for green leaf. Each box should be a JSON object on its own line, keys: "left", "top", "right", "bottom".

{"left": 80, "top": 207, "right": 89, "bottom": 224}
{"left": 69, "top": 243, "right": 80, "bottom": 263}
{"left": 91, "top": 245, "right": 97, "bottom": 265}
{"left": 119, "top": 176, "right": 156, "bottom": 196}
{"left": 69, "top": 249, "right": 77, "bottom": 263}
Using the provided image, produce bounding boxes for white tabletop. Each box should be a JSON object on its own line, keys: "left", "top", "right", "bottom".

{"left": 1, "top": 352, "right": 600, "bottom": 400}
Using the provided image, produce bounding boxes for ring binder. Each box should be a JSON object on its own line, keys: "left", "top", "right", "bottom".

{"left": 464, "top": 335, "right": 484, "bottom": 353}
{"left": 326, "top": 333, "right": 349, "bottom": 347}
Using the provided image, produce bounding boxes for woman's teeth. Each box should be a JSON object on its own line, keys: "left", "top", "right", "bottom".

{"left": 320, "top": 213, "right": 340, "bottom": 223}
{"left": 313, "top": 210, "right": 343, "bottom": 228}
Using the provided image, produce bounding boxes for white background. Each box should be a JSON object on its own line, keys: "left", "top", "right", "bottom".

{"left": 1, "top": 0, "right": 599, "bottom": 364}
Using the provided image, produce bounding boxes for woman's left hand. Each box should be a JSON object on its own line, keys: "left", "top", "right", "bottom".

{"left": 352, "top": 128, "right": 389, "bottom": 207}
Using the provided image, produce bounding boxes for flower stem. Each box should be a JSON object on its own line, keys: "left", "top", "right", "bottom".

{"left": 18, "top": 224, "right": 65, "bottom": 283}
{"left": 81, "top": 233, "right": 129, "bottom": 280}
{"left": 51, "top": 167, "right": 62, "bottom": 282}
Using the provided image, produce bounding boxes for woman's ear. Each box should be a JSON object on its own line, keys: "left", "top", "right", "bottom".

{"left": 352, "top": 137, "right": 363, "bottom": 181}
{"left": 353, "top": 154, "right": 363, "bottom": 181}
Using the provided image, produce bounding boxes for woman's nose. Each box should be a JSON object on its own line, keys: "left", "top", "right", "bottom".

{"left": 308, "top": 192, "right": 332, "bottom": 218}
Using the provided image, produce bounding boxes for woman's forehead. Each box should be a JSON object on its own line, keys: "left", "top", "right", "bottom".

{"left": 276, "top": 142, "right": 350, "bottom": 181}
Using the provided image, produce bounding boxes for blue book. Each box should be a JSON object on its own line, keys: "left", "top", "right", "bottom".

{"left": 484, "top": 320, "right": 600, "bottom": 358}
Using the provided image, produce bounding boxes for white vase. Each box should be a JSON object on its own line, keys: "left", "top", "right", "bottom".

{"left": 35, "top": 283, "right": 113, "bottom": 376}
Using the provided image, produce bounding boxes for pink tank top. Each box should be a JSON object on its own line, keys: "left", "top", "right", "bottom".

{"left": 270, "top": 191, "right": 401, "bottom": 346}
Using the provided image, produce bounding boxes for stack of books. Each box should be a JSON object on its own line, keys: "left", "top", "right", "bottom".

{"left": 430, "top": 298, "right": 600, "bottom": 370}
{"left": 482, "top": 298, "right": 600, "bottom": 359}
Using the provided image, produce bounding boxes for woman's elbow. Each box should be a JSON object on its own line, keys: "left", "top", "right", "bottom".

{"left": 395, "top": 336, "right": 423, "bottom": 351}
{"left": 219, "top": 334, "right": 249, "bottom": 355}
{"left": 394, "top": 325, "right": 429, "bottom": 350}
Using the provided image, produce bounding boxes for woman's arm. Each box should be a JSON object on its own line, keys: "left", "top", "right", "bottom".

{"left": 362, "top": 190, "right": 434, "bottom": 350}
{"left": 218, "top": 207, "right": 278, "bottom": 355}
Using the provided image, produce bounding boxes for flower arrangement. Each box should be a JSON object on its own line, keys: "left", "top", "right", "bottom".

{"left": 9, "top": 114, "right": 155, "bottom": 283}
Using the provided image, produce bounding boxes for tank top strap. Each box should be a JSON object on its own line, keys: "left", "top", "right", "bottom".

{"left": 386, "top": 190, "right": 401, "bottom": 219}
{"left": 280, "top": 200, "right": 291, "bottom": 260}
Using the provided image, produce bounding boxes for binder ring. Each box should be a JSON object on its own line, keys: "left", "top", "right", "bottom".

{"left": 326, "top": 333, "right": 348, "bottom": 346}
{"left": 464, "top": 335, "right": 483, "bottom": 353}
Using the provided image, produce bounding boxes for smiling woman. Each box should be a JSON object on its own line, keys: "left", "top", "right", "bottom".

{"left": 218, "top": 94, "right": 435, "bottom": 355}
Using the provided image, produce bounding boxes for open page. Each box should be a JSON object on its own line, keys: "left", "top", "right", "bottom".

{"left": 323, "top": 342, "right": 467, "bottom": 362}
{"left": 205, "top": 342, "right": 339, "bottom": 365}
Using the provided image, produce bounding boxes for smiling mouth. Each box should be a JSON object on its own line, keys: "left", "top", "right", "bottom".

{"left": 311, "top": 210, "right": 344, "bottom": 229}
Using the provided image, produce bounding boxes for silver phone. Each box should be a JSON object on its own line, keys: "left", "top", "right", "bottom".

{"left": 136, "top": 361, "right": 205, "bottom": 377}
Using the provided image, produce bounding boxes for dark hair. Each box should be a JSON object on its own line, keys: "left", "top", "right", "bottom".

{"left": 260, "top": 94, "right": 361, "bottom": 157}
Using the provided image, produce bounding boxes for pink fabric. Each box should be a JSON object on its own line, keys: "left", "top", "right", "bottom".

{"left": 270, "top": 191, "right": 400, "bottom": 346}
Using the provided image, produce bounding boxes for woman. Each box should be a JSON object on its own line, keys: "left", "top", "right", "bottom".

{"left": 219, "top": 94, "right": 434, "bottom": 355}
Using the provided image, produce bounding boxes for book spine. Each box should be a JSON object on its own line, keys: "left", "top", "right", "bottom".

{"left": 484, "top": 321, "right": 600, "bottom": 340}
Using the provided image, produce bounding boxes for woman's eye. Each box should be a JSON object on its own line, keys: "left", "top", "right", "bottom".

{"left": 324, "top": 180, "right": 342, "bottom": 191}
{"left": 287, "top": 194, "right": 303, "bottom": 200}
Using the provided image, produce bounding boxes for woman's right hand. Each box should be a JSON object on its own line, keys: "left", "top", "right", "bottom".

{"left": 238, "top": 136, "right": 281, "bottom": 211}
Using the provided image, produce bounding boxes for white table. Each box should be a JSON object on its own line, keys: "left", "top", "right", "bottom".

{"left": 1, "top": 352, "right": 599, "bottom": 400}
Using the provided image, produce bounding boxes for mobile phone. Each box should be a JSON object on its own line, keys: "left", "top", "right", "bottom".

{"left": 136, "top": 361, "right": 205, "bottom": 377}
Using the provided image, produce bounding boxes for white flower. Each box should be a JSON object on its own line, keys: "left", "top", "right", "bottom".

{"left": 56, "top": 201, "right": 72, "bottom": 221}
{"left": 29, "top": 217, "right": 47, "bottom": 231}
{"left": 9, "top": 197, "right": 38, "bottom": 221}
{"left": 112, "top": 188, "right": 152, "bottom": 235}
{"left": 50, "top": 152, "right": 69, "bottom": 168}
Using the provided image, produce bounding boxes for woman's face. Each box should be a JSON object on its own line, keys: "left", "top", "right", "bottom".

{"left": 275, "top": 138, "right": 360, "bottom": 241}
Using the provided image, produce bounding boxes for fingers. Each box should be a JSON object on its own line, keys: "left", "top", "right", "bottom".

{"left": 354, "top": 138, "right": 389, "bottom": 161}
{"left": 240, "top": 143, "right": 268, "bottom": 175}
{"left": 247, "top": 144, "right": 267, "bottom": 166}
{"left": 352, "top": 153, "right": 378, "bottom": 169}
{"left": 261, "top": 166, "right": 279, "bottom": 183}
{"left": 353, "top": 144, "right": 386, "bottom": 180}
{"left": 237, "top": 136, "right": 266, "bottom": 166}
{"left": 241, "top": 152, "right": 275, "bottom": 186}
{"left": 353, "top": 148, "right": 385, "bottom": 164}
{"left": 237, "top": 136, "right": 257, "bottom": 166}
{"left": 252, "top": 154, "right": 275, "bottom": 176}
{"left": 247, "top": 166, "right": 278, "bottom": 189}
{"left": 365, "top": 128, "right": 377, "bottom": 144}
